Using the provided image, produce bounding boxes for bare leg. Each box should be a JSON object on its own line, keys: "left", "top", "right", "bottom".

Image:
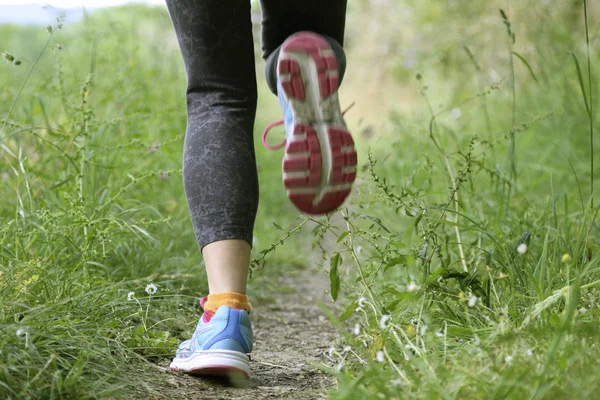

{"left": 203, "top": 239, "right": 250, "bottom": 295}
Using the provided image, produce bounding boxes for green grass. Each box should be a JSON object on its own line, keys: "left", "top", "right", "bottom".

{"left": 1, "top": 1, "right": 599, "bottom": 399}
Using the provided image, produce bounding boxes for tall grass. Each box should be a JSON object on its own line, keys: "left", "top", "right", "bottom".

{"left": 0, "top": 5, "right": 301, "bottom": 397}
{"left": 315, "top": 1, "right": 600, "bottom": 398}
{"left": 0, "top": 1, "right": 598, "bottom": 399}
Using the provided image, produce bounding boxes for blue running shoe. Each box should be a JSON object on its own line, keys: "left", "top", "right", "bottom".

{"left": 169, "top": 297, "right": 253, "bottom": 377}
{"left": 262, "top": 31, "right": 358, "bottom": 215}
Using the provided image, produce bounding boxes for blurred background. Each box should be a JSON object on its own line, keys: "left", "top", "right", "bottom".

{"left": 1, "top": 1, "right": 599, "bottom": 398}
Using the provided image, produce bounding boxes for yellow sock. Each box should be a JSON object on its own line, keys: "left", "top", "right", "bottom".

{"left": 204, "top": 292, "right": 252, "bottom": 314}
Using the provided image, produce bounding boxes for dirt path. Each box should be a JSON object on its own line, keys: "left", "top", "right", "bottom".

{"left": 140, "top": 266, "right": 339, "bottom": 399}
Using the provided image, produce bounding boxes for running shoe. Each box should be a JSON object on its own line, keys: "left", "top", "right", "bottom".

{"left": 169, "top": 297, "right": 253, "bottom": 377}
{"left": 262, "top": 31, "right": 357, "bottom": 215}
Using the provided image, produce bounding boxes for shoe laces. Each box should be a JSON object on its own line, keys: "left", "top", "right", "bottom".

{"left": 261, "top": 102, "right": 356, "bottom": 150}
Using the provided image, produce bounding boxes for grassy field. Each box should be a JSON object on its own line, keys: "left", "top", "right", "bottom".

{"left": 1, "top": 1, "right": 599, "bottom": 398}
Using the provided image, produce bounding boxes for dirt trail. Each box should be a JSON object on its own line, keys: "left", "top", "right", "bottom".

{"left": 141, "top": 266, "right": 339, "bottom": 400}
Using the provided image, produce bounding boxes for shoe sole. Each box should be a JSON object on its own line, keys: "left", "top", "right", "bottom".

{"left": 278, "top": 31, "right": 357, "bottom": 215}
{"left": 169, "top": 350, "right": 250, "bottom": 377}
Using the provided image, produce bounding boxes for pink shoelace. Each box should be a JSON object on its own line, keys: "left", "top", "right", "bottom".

{"left": 261, "top": 102, "right": 356, "bottom": 151}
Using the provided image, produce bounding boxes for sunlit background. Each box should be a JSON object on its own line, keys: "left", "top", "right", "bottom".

{"left": 0, "top": 0, "right": 165, "bottom": 24}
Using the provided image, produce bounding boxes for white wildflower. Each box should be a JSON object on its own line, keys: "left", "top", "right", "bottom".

{"left": 468, "top": 295, "right": 478, "bottom": 307}
{"left": 407, "top": 281, "right": 419, "bottom": 292}
{"left": 451, "top": 107, "right": 462, "bottom": 119}
{"left": 145, "top": 283, "right": 157, "bottom": 295}
{"left": 127, "top": 291, "right": 135, "bottom": 301}
{"left": 353, "top": 323, "right": 360, "bottom": 336}
{"left": 342, "top": 346, "right": 351, "bottom": 353}
{"left": 504, "top": 355, "right": 513, "bottom": 365}
{"left": 335, "top": 361, "right": 345, "bottom": 372}
{"left": 489, "top": 68, "right": 501, "bottom": 83}
{"left": 375, "top": 351, "right": 385, "bottom": 363}
{"left": 379, "top": 314, "right": 391, "bottom": 329}
{"left": 526, "top": 349, "right": 533, "bottom": 357}
{"left": 358, "top": 297, "right": 366, "bottom": 307}
{"left": 16, "top": 328, "right": 27, "bottom": 340}
{"left": 419, "top": 324, "right": 428, "bottom": 336}
{"left": 327, "top": 347, "right": 335, "bottom": 357}
{"left": 435, "top": 331, "right": 444, "bottom": 338}
{"left": 517, "top": 243, "right": 528, "bottom": 254}
{"left": 578, "top": 307, "right": 588, "bottom": 314}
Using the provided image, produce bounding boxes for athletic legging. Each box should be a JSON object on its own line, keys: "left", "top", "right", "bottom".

{"left": 165, "top": 0, "right": 348, "bottom": 250}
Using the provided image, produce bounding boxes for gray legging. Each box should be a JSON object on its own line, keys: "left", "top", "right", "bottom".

{"left": 165, "top": 0, "right": 348, "bottom": 250}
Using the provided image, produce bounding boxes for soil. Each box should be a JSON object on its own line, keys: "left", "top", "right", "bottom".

{"left": 137, "top": 266, "right": 340, "bottom": 400}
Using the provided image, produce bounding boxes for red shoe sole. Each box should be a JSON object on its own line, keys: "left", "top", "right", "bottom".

{"left": 278, "top": 32, "right": 357, "bottom": 215}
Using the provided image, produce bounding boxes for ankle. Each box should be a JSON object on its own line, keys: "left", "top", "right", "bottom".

{"left": 204, "top": 292, "right": 252, "bottom": 314}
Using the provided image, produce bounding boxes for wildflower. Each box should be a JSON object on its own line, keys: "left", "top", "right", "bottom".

{"left": 418, "top": 324, "right": 428, "bottom": 336}
{"left": 451, "top": 107, "right": 462, "bottom": 119}
{"left": 561, "top": 253, "right": 572, "bottom": 263}
{"left": 379, "top": 314, "right": 391, "bottom": 329}
{"left": 375, "top": 350, "right": 384, "bottom": 363}
{"left": 327, "top": 347, "right": 335, "bottom": 357}
{"left": 145, "top": 283, "right": 157, "bottom": 295}
{"left": 16, "top": 328, "right": 27, "bottom": 340}
{"left": 419, "top": 242, "right": 428, "bottom": 258}
{"left": 435, "top": 331, "right": 444, "bottom": 338}
{"left": 335, "top": 361, "right": 344, "bottom": 372}
{"left": 342, "top": 346, "right": 351, "bottom": 353}
{"left": 578, "top": 307, "right": 588, "bottom": 314}
{"left": 407, "top": 281, "right": 419, "bottom": 292}
{"left": 353, "top": 323, "right": 360, "bottom": 336}
{"left": 127, "top": 291, "right": 135, "bottom": 301}
{"left": 406, "top": 324, "right": 416, "bottom": 337}
{"left": 358, "top": 297, "right": 366, "bottom": 307}
{"left": 526, "top": 349, "right": 533, "bottom": 357}
{"left": 517, "top": 243, "right": 528, "bottom": 254}
{"left": 504, "top": 355, "right": 513, "bottom": 365}
{"left": 458, "top": 291, "right": 465, "bottom": 300}
{"left": 468, "top": 295, "right": 478, "bottom": 307}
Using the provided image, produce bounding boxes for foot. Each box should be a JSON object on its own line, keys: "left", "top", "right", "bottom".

{"left": 262, "top": 31, "right": 357, "bottom": 215}
{"left": 169, "top": 298, "right": 253, "bottom": 377}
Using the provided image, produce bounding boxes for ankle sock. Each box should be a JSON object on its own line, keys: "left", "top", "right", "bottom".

{"left": 204, "top": 292, "right": 252, "bottom": 314}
